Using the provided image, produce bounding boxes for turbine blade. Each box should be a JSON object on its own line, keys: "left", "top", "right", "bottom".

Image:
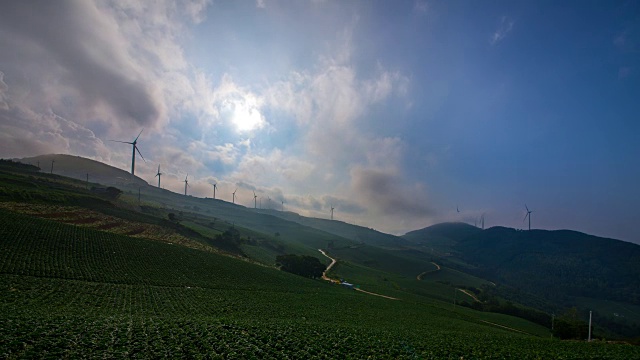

{"left": 523, "top": 213, "right": 529, "bottom": 221}
{"left": 135, "top": 146, "right": 146, "bottom": 162}
{"left": 109, "top": 140, "right": 133, "bottom": 144}
{"left": 525, "top": 204, "right": 529, "bottom": 212}
{"left": 134, "top": 129, "right": 144, "bottom": 142}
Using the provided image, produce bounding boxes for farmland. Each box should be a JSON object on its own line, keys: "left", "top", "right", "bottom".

{"left": 2, "top": 212, "right": 640, "bottom": 358}
{"left": 1, "top": 164, "right": 639, "bottom": 358}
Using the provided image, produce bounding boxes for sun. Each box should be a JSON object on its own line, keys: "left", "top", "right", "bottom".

{"left": 230, "top": 100, "right": 264, "bottom": 132}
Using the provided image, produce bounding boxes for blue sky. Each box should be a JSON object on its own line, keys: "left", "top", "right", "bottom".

{"left": 0, "top": 0, "right": 639, "bottom": 243}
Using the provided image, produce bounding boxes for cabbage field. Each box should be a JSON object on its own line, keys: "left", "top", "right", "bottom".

{"left": 1, "top": 209, "right": 639, "bottom": 358}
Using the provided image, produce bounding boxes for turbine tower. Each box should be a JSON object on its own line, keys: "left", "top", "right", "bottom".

{"left": 481, "top": 213, "right": 485, "bottom": 230}
{"left": 253, "top": 191, "right": 258, "bottom": 209}
{"left": 50, "top": 159, "right": 55, "bottom": 174}
{"left": 211, "top": 183, "right": 217, "bottom": 199}
{"left": 183, "top": 174, "right": 190, "bottom": 196}
{"left": 523, "top": 204, "right": 532, "bottom": 231}
{"left": 155, "top": 165, "right": 163, "bottom": 188}
{"left": 110, "top": 129, "right": 145, "bottom": 178}
{"left": 281, "top": 200, "right": 285, "bottom": 212}
{"left": 232, "top": 188, "right": 237, "bottom": 204}
{"left": 330, "top": 205, "right": 335, "bottom": 221}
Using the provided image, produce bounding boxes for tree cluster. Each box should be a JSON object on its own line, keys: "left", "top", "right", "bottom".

{"left": 552, "top": 308, "right": 590, "bottom": 340}
{"left": 276, "top": 254, "right": 326, "bottom": 279}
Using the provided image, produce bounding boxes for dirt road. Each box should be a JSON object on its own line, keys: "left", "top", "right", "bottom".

{"left": 318, "top": 249, "right": 339, "bottom": 283}
{"left": 416, "top": 262, "right": 441, "bottom": 280}
{"left": 317, "top": 249, "right": 399, "bottom": 300}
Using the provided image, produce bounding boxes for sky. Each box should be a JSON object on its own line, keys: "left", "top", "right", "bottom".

{"left": 1, "top": 0, "right": 639, "bottom": 243}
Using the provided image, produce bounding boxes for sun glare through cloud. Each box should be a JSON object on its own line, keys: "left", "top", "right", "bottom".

{"left": 229, "top": 100, "right": 265, "bottom": 132}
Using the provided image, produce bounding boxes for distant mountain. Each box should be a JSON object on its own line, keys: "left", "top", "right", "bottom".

{"left": 453, "top": 227, "right": 640, "bottom": 305}
{"left": 20, "top": 154, "right": 148, "bottom": 186}
{"left": 403, "top": 222, "right": 640, "bottom": 337}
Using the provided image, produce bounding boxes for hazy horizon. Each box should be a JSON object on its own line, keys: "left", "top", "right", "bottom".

{"left": 1, "top": 1, "right": 638, "bottom": 243}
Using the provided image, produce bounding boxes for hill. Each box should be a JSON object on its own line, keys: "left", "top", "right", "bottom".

{"left": 263, "top": 210, "right": 411, "bottom": 248}
{"left": 455, "top": 227, "right": 640, "bottom": 305}
{"left": 4, "top": 155, "right": 640, "bottom": 341}
{"left": 20, "top": 154, "right": 148, "bottom": 186}
{"left": 404, "top": 222, "right": 640, "bottom": 338}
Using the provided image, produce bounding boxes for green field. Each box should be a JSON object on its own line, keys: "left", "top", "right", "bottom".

{"left": 1, "top": 163, "right": 639, "bottom": 358}
{"left": 3, "top": 211, "right": 639, "bottom": 358}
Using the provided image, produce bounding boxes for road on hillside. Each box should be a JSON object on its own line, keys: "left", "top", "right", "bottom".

{"left": 317, "top": 249, "right": 399, "bottom": 300}
{"left": 318, "top": 249, "right": 338, "bottom": 283}
{"left": 416, "top": 262, "right": 441, "bottom": 280}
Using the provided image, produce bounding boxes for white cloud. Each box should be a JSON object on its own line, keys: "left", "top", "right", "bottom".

{"left": 414, "top": 1, "right": 429, "bottom": 15}
{"left": 490, "top": 16, "right": 514, "bottom": 45}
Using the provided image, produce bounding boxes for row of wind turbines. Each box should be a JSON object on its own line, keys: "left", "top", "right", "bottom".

{"left": 110, "top": 129, "right": 323, "bottom": 215}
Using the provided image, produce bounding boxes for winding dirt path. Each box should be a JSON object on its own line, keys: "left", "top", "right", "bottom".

{"left": 317, "top": 249, "right": 399, "bottom": 300}
{"left": 318, "top": 249, "right": 339, "bottom": 283}
{"left": 457, "top": 288, "right": 480, "bottom": 302}
{"left": 416, "top": 262, "right": 441, "bottom": 280}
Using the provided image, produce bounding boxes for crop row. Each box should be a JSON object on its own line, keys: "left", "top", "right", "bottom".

{"left": 0, "top": 209, "right": 319, "bottom": 290}
{"left": 2, "top": 313, "right": 638, "bottom": 359}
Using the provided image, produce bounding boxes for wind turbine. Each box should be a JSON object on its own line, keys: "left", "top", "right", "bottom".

{"left": 211, "top": 183, "right": 217, "bottom": 199}
{"left": 183, "top": 174, "right": 190, "bottom": 196}
{"left": 523, "top": 204, "right": 532, "bottom": 231}
{"left": 457, "top": 205, "right": 460, "bottom": 213}
{"left": 253, "top": 191, "right": 258, "bottom": 209}
{"left": 110, "top": 129, "right": 145, "bottom": 178}
{"left": 232, "top": 188, "right": 237, "bottom": 204}
{"left": 267, "top": 196, "right": 271, "bottom": 209}
{"left": 281, "top": 200, "right": 285, "bottom": 212}
{"left": 481, "top": 213, "right": 485, "bottom": 230}
{"left": 330, "top": 204, "right": 335, "bottom": 220}
{"left": 155, "top": 165, "right": 163, "bottom": 188}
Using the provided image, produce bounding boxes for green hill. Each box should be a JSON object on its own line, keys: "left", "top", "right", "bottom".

{"left": 264, "top": 209, "right": 411, "bottom": 248}
{"left": 1, "top": 157, "right": 640, "bottom": 356}
{"left": 454, "top": 227, "right": 640, "bottom": 305}
{"left": 20, "top": 154, "right": 148, "bottom": 186}
{"left": 406, "top": 223, "right": 640, "bottom": 338}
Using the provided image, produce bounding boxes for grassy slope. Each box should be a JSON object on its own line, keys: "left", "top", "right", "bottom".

{"left": 2, "top": 160, "right": 636, "bottom": 354}
{"left": 3, "top": 211, "right": 638, "bottom": 358}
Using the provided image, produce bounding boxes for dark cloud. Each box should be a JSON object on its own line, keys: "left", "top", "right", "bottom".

{"left": 351, "top": 167, "right": 433, "bottom": 217}
{"left": 0, "top": 1, "right": 161, "bottom": 127}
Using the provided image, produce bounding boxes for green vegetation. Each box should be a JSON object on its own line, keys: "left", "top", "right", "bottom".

{"left": 276, "top": 254, "right": 326, "bottom": 278}
{"left": 1, "top": 157, "right": 639, "bottom": 357}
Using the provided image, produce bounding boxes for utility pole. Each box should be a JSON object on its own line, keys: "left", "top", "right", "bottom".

{"left": 453, "top": 288, "right": 457, "bottom": 309}
{"left": 589, "top": 311, "right": 592, "bottom": 342}
{"left": 86, "top": 173, "right": 89, "bottom": 189}
{"left": 50, "top": 159, "right": 55, "bottom": 174}
{"left": 138, "top": 187, "right": 141, "bottom": 204}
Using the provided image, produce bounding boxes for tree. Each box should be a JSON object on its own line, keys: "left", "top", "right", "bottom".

{"left": 276, "top": 254, "right": 326, "bottom": 279}
{"left": 553, "top": 308, "right": 589, "bottom": 340}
